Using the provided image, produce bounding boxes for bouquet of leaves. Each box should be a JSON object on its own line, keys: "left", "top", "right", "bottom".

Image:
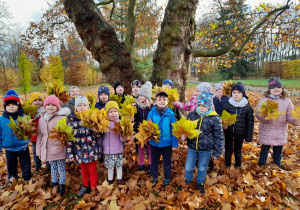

{"left": 8, "top": 115, "right": 37, "bottom": 141}
{"left": 86, "top": 93, "right": 97, "bottom": 109}
{"left": 47, "top": 84, "right": 70, "bottom": 104}
{"left": 222, "top": 80, "right": 236, "bottom": 96}
{"left": 172, "top": 118, "right": 202, "bottom": 139}
{"left": 151, "top": 84, "right": 161, "bottom": 101}
{"left": 135, "top": 119, "right": 161, "bottom": 148}
{"left": 120, "top": 104, "right": 137, "bottom": 118}
{"left": 49, "top": 118, "right": 77, "bottom": 148}
{"left": 111, "top": 117, "right": 134, "bottom": 138}
{"left": 166, "top": 88, "right": 180, "bottom": 109}
{"left": 257, "top": 100, "right": 285, "bottom": 120}
{"left": 110, "top": 94, "right": 123, "bottom": 106}
{"left": 75, "top": 109, "right": 110, "bottom": 132}
{"left": 221, "top": 110, "right": 238, "bottom": 126}
{"left": 22, "top": 101, "right": 38, "bottom": 118}
{"left": 291, "top": 107, "right": 300, "bottom": 119}
{"left": 123, "top": 95, "right": 136, "bottom": 106}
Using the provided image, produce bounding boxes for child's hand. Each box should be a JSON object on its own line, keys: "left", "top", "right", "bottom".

{"left": 172, "top": 147, "right": 177, "bottom": 151}
{"left": 171, "top": 101, "right": 176, "bottom": 106}
{"left": 42, "top": 161, "right": 46, "bottom": 165}
{"left": 223, "top": 124, "right": 228, "bottom": 129}
{"left": 181, "top": 135, "right": 187, "bottom": 140}
{"left": 130, "top": 117, "right": 134, "bottom": 122}
{"left": 91, "top": 127, "right": 99, "bottom": 133}
{"left": 0, "top": 151, "right": 3, "bottom": 156}
{"left": 68, "top": 158, "right": 74, "bottom": 162}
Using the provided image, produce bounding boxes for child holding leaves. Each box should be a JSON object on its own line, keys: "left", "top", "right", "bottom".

{"left": 36, "top": 95, "right": 71, "bottom": 196}
{"left": 67, "top": 96, "right": 102, "bottom": 197}
{"left": 256, "top": 77, "right": 300, "bottom": 168}
{"left": 95, "top": 86, "right": 110, "bottom": 110}
{"left": 131, "top": 80, "right": 141, "bottom": 100}
{"left": 62, "top": 86, "right": 81, "bottom": 115}
{"left": 114, "top": 81, "right": 126, "bottom": 104}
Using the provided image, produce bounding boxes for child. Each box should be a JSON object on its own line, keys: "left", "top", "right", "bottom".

{"left": 181, "top": 92, "right": 224, "bottom": 193}
{"left": 256, "top": 77, "right": 300, "bottom": 168}
{"left": 67, "top": 96, "right": 102, "bottom": 197}
{"left": 131, "top": 80, "right": 141, "bottom": 100}
{"left": 114, "top": 81, "right": 125, "bottom": 104}
{"left": 133, "top": 84, "right": 153, "bottom": 173}
{"left": 62, "top": 86, "right": 81, "bottom": 115}
{"left": 222, "top": 82, "right": 254, "bottom": 168}
{"left": 102, "top": 101, "right": 124, "bottom": 184}
{"left": 36, "top": 95, "right": 71, "bottom": 196}
{"left": 162, "top": 79, "right": 182, "bottom": 121}
{"left": 213, "top": 83, "right": 229, "bottom": 116}
{"left": 95, "top": 86, "right": 110, "bottom": 110}
{"left": 147, "top": 90, "right": 178, "bottom": 187}
{"left": 0, "top": 90, "right": 32, "bottom": 183}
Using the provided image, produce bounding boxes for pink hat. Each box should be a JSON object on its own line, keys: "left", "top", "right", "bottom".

{"left": 44, "top": 95, "right": 61, "bottom": 110}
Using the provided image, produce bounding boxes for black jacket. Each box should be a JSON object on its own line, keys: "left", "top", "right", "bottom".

{"left": 133, "top": 104, "right": 153, "bottom": 133}
{"left": 186, "top": 110, "right": 224, "bottom": 158}
{"left": 172, "top": 107, "right": 182, "bottom": 121}
{"left": 222, "top": 102, "right": 254, "bottom": 142}
{"left": 95, "top": 99, "right": 110, "bottom": 110}
{"left": 213, "top": 96, "right": 229, "bottom": 116}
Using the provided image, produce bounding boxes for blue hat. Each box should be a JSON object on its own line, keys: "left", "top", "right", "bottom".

{"left": 197, "top": 92, "right": 213, "bottom": 109}
{"left": 162, "top": 79, "right": 173, "bottom": 87}
{"left": 3, "top": 90, "right": 21, "bottom": 108}
{"left": 98, "top": 86, "right": 110, "bottom": 97}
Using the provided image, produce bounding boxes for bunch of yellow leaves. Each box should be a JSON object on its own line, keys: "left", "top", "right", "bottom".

{"left": 75, "top": 109, "right": 110, "bottom": 132}
{"left": 257, "top": 100, "right": 285, "bottom": 120}
{"left": 221, "top": 110, "right": 238, "bottom": 126}
{"left": 172, "top": 118, "right": 202, "bottom": 139}
{"left": 110, "top": 94, "right": 123, "bottom": 106}
{"left": 120, "top": 104, "right": 137, "bottom": 118}
{"left": 135, "top": 119, "right": 161, "bottom": 148}
{"left": 111, "top": 117, "right": 134, "bottom": 138}
{"left": 123, "top": 95, "right": 136, "bottom": 106}
{"left": 86, "top": 93, "right": 96, "bottom": 109}
{"left": 151, "top": 84, "right": 162, "bottom": 101}
{"left": 222, "top": 80, "right": 236, "bottom": 96}
{"left": 291, "top": 107, "right": 300, "bottom": 119}
{"left": 49, "top": 118, "right": 77, "bottom": 148}
{"left": 8, "top": 115, "right": 38, "bottom": 141}
{"left": 47, "top": 84, "right": 70, "bottom": 104}
{"left": 22, "top": 101, "right": 37, "bottom": 118}
{"left": 166, "top": 88, "right": 179, "bottom": 109}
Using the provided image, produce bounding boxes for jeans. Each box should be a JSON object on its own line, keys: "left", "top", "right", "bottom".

{"left": 225, "top": 134, "right": 243, "bottom": 167}
{"left": 258, "top": 145, "right": 283, "bottom": 167}
{"left": 150, "top": 145, "right": 172, "bottom": 180}
{"left": 185, "top": 148, "right": 211, "bottom": 184}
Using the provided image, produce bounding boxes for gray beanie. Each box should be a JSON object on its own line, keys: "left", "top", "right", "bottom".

{"left": 196, "top": 82, "right": 212, "bottom": 93}
{"left": 215, "top": 83, "right": 223, "bottom": 91}
{"left": 144, "top": 81, "right": 152, "bottom": 89}
{"left": 75, "top": 96, "right": 89, "bottom": 110}
{"left": 69, "top": 86, "right": 81, "bottom": 96}
{"left": 138, "top": 85, "right": 152, "bottom": 100}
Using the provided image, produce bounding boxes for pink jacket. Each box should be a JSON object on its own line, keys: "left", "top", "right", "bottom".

{"left": 36, "top": 108, "right": 71, "bottom": 161}
{"left": 256, "top": 97, "right": 300, "bottom": 146}
{"left": 174, "top": 95, "right": 198, "bottom": 112}
{"left": 102, "top": 120, "right": 124, "bottom": 155}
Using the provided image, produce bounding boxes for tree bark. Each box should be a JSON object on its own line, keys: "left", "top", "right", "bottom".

{"left": 151, "top": 0, "right": 199, "bottom": 100}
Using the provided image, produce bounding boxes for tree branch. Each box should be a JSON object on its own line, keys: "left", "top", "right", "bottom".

{"left": 51, "top": 19, "right": 71, "bottom": 26}
{"left": 124, "top": 0, "right": 137, "bottom": 53}
{"left": 193, "top": 45, "right": 234, "bottom": 57}
{"left": 96, "top": 0, "right": 114, "bottom": 6}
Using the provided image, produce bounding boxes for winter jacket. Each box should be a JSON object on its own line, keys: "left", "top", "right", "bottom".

{"left": 62, "top": 98, "right": 75, "bottom": 115}
{"left": 172, "top": 107, "right": 182, "bottom": 121}
{"left": 67, "top": 113, "right": 102, "bottom": 164}
{"left": 213, "top": 95, "right": 229, "bottom": 116}
{"left": 0, "top": 109, "right": 29, "bottom": 152}
{"left": 174, "top": 95, "right": 197, "bottom": 112}
{"left": 133, "top": 104, "right": 153, "bottom": 133}
{"left": 186, "top": 110, "right": 224, "bottom": 158}
{"left": 102, "top": 120, "right": 124, "bottom": 155}
{"left": 256, "top": 97, "right": 300, "bottom": 146}
{"left": 222, "top": 101, "right": 254, "bottom": 142}
{"left": 147, "top": 106, "right": 178, "bottom": 148}
{"left": 95, "top": 99, "right": 110, "bottom": 110}
{"left": 36, "top": 107, "right": 71, "bottom": 162}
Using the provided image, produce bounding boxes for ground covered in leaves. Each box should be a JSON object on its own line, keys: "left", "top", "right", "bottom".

{"left": 0, "top": 90, "right": 300, "bottom": 209}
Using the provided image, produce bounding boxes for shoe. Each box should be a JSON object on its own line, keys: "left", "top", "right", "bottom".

{"left": 152, "top": 178, "right": 158, "bottom": 185}
{"left": 8, "top": 177, "right": 16, "bottom": 184}
{"left": 77, "top": 186, "right": 91, "bottom": 197}
{"left": 208, "top": 159, "right": 213, "bottom": 172}
{"left": 116, "top": 179, "right": 124, "bottom": 185}
{"left": 108, "top": 180, "right": 114, "bottom": 185}
{"left": 51, "top": 182, "right": 58, "bottom": 188}
{"left": 147, "top": 164, "right": 151, "bottom": 175}
{"left": 59, "top": 184, "right": 65, "bottom": 196}
{"left": 196, "top": 183, "right": 205, "bottom": 194}
{"left": 163, "top": 179, "right": 170, "bottom": 187}
{"left": 138, "top": 165, "right": 144, "bottom": 171}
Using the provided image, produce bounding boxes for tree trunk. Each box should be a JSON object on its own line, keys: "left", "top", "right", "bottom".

{"left": 63, "top": 0, "right": 142, "bottom": 93}
{"left": 151, "top": 0, "right": 199, "bottom": 100}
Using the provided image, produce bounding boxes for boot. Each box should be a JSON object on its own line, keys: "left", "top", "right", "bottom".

{"left": 196, "top": 183, "right": 205, "bottom": 194}
{"left": 208, "top": 158, "right": 213, "bottom": 172}
{"left": 138, "top": 165, "right": 144, "bottom": 171}
{"left": 147, "top": 164, "right": 151, "bottom": 175}
{"left": 59, "top": 184, "right": 65, "bottom": 196}
{"left": 163, "top": 179, "right": 170, "bottom": 187}
{"left": 116, "top": 179, "right": 124, "bottom": 185}
{"left": 51, "top": 182, "right": 58, "bottom": 188}
{"left": 77, "top": 186, "right": 91, "bottom": 197}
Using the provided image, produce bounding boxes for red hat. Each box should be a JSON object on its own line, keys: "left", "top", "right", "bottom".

{"left": 44, "top": 95, "right": 60, "bottom": 110}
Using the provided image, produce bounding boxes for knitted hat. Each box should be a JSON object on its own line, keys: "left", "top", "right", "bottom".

{"left": 68, "top": 86, "right": 81, "bottom": 96}
{"left": 44, "top": 95, "right": 61, "bottom": 110}
{"left": 268, "top": 77, "right": 283, "bottom": 89}
{"left": 231, "top": 82, "right": 246, "bottom": 97}
{"left": 131, "top": 80, "right": 141, "bottom": 88}
{"left": 3, "top": 90, "right": 21, "bottom": 108}
{"left": 75, "top": 96, "right": 90, "bottom": 110}
{"left": 113, "top": 81, "right": 124, "bottom": 93}
{"left": 215, "top": 83, "right": 223, "bottom": 91}
{"left": 197, "top": 92, "right": 213, "bottom": 109}
{"left": 196, "top": 82, "right": 212, "bottom": 93}
{"left": 156, "top": 90, "right": 168, "bottom": 98}
{"left": 98, "top": 86, "right": 110, "bottom": 97}
{"left": 105, "top": 101, "right": 119, "bottom": 113}
{"left": 162, "top": 79, "right": 173, "bottom": 87}
{"left": 138, "top": 85, "right": 152, "bottom": 100}
{"left": 144, "top": 81, "right": 152, "bottom": 89}
{"left": 29, "top": 92, "right": 44, "bottom": 103}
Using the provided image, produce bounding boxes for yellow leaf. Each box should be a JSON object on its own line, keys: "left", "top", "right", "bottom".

{"left": 109, "top": 201, "right": 121, "bottom": 210}
{"left": 258, "top": 100, "right": 285, "bottom": 120}
{"left": 221, "top": 110, "right": 238, "bottom": 126}
{"left": 172, "top": 118, "right": 201, "bottom": 139}
{"left": 226, "top": 20, "right": 232, "bottom": 25}
{"left": 135, "top": 120, "right": 161, "bottom": 148}
{"left": 291, "top": 107, "right": 300, "bottom": 119}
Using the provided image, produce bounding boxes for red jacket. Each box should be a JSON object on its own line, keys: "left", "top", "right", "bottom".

{"left": 30, "top": 117, "right": 40, "bottom": 142}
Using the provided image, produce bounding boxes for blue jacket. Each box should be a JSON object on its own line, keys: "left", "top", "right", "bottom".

{"left": 0, "top": 115, "right": 29, "bottom": 152}
{"left": 147, "top": 106, "right": 178, "bottom": 148}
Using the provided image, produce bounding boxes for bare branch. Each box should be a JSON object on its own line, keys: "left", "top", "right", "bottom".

{"left": 193, "top": 45, "right": 234, "bottom": 57}
{"left": 109, "top": 1, "right": 115, "bottom": 21}
{"left": 96, "top": 0, "right": 114, "bottom": 6}
{"left": 51, "top": 19, "right": 71, "bottom": 26}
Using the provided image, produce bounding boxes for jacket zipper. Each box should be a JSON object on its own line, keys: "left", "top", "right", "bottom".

{"left": 196, "top": 116, "right": 204, "bottom": 150}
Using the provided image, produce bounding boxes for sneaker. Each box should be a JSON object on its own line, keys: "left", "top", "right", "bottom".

{"left": 116, "top": 179, "right": 124, "bottom": 185}
{"left": 51, "top": 182, "right": 58, "bottom": 188}
{"left": 59, "top": 184, "right": 65, "bottom": 196}
{"left": 152, "top": 178, "right": 158, "bottom": 185}
{"left": 138, "top": 165, "right": 144, "bottom": 171}
{"left": 8, "top": 177, "right": 15, "bottom": 184}
{"left": 108, "top": 180, "right": 114, "bottom": 185}
{"left": 77, "top": 186, "right": 91, "bottom": 197}
{"left": 196, "top": 183, "right": 205, "bottom": 194}
{"left": 163, "top": 179, "right": 170, "bottom": 187}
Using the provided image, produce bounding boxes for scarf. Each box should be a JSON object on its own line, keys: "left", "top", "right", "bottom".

{"left": 138, "top": 102, "right": 148, "bottom": 110}
{"left": 269, "top": 94, "right": 281, "bottom": 99}
{"left": 229, "top": 97, "right": 248, "bottom": 107}
{"left": 155, "top": 105, "right": 168, "bottom": 116}
{"left": 44, "top": 112, "right": 55, "bottom": 122}
{"left": 2, "top": 108, "right": 25, "bottom": 120}
{"left": 196, "top": 107, "right": 212, "bottom": 117}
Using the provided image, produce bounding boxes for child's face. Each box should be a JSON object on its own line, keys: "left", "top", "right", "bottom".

{"left": 155, "top": 96, "right": 168, "bottom": 108}
{"left": 5, "top": 104, "right": 19, "bottom": 113}
{"left": 198, "top": 104, "right": 209, "bottom": 113}
{"left": 99, "top": 93, "right": 108, "bottom": 103}
{"left": 270, "top": 87, "right": 282, "bottom": 96}
{"left": 163, "top": 84, "right": 172, "bottom": 90}
{"left": 215, "top": 89, "right": 223, "bottom": 96}
{"left": 194, "top": 89, "right": 201, "bottom": 96}
{"left": 116, "top": 86, "right": 124, "bottom": 95}
{"left": 138, "top": 95, "right": 146, "bottom": 103}
{"left": 76, "top": 103, "right": 88, "bottom": 112}
{"left": 45, "top": 104, "right": 58, "bottom": 114}
{"left": 132, "top": 85, "right": 139, "bottom": 94}
{"left": 107, "top": 108, "right": 119, "bottom": 121}
{"left": 31, "top": 99, "right": 43, "bottom": 108}
{"left": 231, "top": 90, "right": 243, "bottom": 102}
{"left": 70, "top": 88, "right": 80, "bottom": 98}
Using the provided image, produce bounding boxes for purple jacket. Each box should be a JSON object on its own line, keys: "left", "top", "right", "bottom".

{"left": 102, "top": 120, "right": 124, "bottom": 155}
{"left": 256, "top": 97, "right": 300, "bottom": 146}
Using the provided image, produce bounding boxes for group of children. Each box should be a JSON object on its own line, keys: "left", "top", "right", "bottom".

{"left": 0, "top": 77, "right": 299, "bottom": 196}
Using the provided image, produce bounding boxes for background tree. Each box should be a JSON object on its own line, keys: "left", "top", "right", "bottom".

{"left": 17, "top": 52, "right": 33, "bottom": 98}
{"left": 40, "top": 55, "right": 64, "bottom": 87}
